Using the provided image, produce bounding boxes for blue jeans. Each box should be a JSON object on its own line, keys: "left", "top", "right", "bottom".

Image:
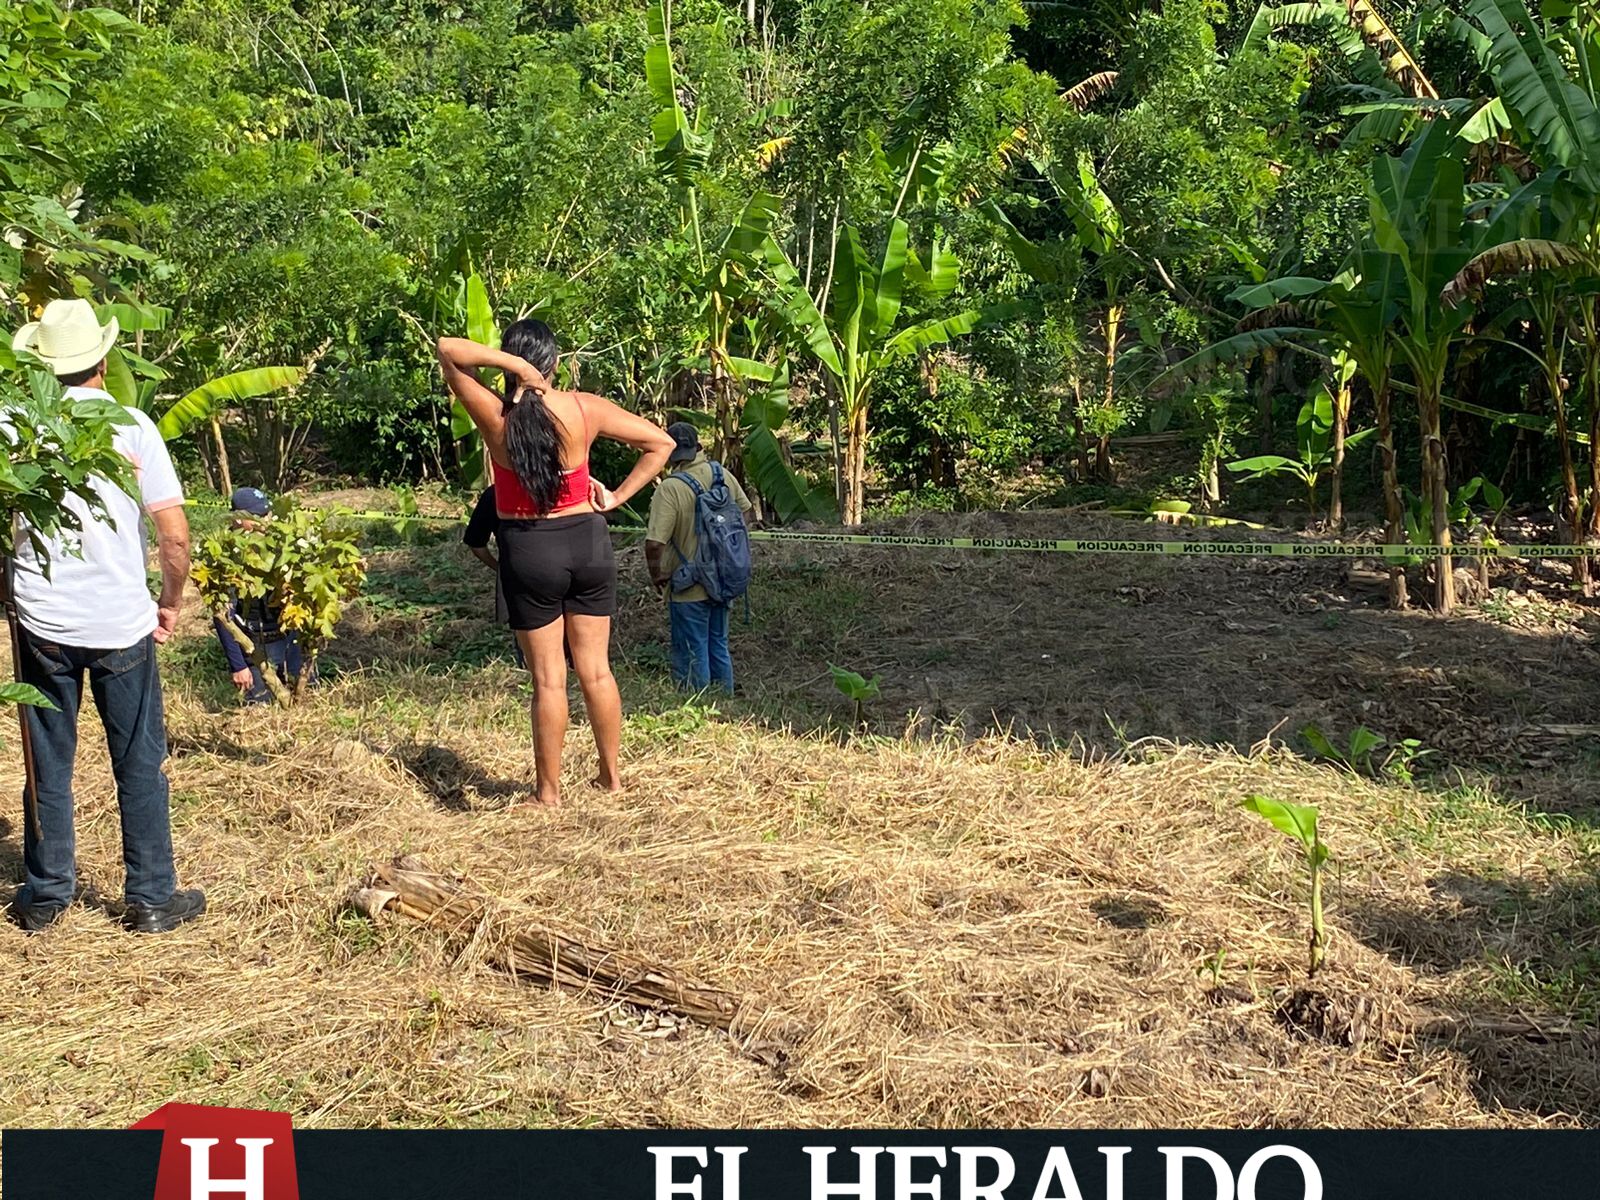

{"left": 669, "top": 600, "right": 733, "bottom": 694}
{"left": 245, "top": 636, "right": 305, "bottom": 705}
{"left": 15, "top": 628, "right": 177, "bottom": 908}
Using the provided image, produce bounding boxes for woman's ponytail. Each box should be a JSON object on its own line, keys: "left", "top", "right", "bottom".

{"left": 500, "top": 319, "right": 565, "bottom": 514}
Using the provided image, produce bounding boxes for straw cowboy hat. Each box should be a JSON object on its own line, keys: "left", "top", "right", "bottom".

{"left": 11, "top": 298, "right": 119, "bottom": 375}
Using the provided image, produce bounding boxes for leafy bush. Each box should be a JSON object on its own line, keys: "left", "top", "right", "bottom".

{"left": 191, "top": 498, "right": 365, "bottom": 705}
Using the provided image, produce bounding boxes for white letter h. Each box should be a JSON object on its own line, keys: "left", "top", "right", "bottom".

{"left": 182, "top": 1138, "right": 275, "bottom": 1200}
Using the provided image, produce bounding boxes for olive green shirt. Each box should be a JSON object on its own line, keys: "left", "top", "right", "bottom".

{"left": 646, "top": 452, "right": 752, "bottom": 602}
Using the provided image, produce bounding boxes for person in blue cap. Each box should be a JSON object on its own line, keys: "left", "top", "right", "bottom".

{"left": 212, "top": 487, "right": 308, "bottom": 704}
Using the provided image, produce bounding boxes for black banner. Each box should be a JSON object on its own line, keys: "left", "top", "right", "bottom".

{"left": 4, "top": 1129, "right": 1597, "bottom": 1200}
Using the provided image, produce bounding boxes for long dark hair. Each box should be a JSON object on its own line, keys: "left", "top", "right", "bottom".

{"left": 500, "top": 318, "right": 565, "bottom": 513}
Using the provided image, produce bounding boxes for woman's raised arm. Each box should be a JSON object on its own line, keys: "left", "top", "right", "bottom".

{"left": 583, "top": 394, "right": 675, "bottom": 510}
{"left": 436, "top": 337, "right": 546, "bottom": 466}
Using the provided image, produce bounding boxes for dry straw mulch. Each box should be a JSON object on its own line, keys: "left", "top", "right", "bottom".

{"left": 1, "top": 655, "right": 1596, "bottom": 1130}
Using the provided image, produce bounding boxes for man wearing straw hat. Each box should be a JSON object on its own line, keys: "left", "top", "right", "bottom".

{"left": 6, "top": 299, "right": 206, "bottom": 934}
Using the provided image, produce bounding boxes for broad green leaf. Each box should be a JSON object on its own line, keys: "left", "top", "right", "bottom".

{"left": 1241, "top": 793, "right": 1320, "bottom": 853}
{"left": 882, "top": 310, "right": 981, "bottom": 362}
{"left": 464, "top": 272, "right": 497, "bottom": 348}
{"left": 875, "top": 220, "right": 910, "bottom": 334}
{"left": 96, "top": 301, "right": 170, "bottom": 333}
{"left": 0, "top": 682, "right": 56, "bottom": 709}
{"left": 1226, "top": 454, "right": 1299, "bottom": 474}
{"left": 1349, "top": 726, "right": 1386, "bottom": 762}
{"left": 1300, "top": 725, "right": 1340, "bottom": 761}
{"left": 1153, "top": 328, "right": 1326, "bottom": 391}
{"left": 774, "top": 283, "right": 843, "bottom": 379}
{"left": 102, "top": 347, "right": 138, "bottom": 410}
{"left": 829, "top": 664, "right": 881, "bottom": 702}
{"left": 979, "top": 200, "right": 1062, "bottom": 285}
{"left": 1229, "top": 277, "right": 1331, "bottom": 310}
{"left": 745, "top": 424, "right": 834, "bottom": 523}
{"left": 156, "top": 367, "right": 304, "bottom": 440}
{"left": 1467, "top": 0, "right": 1600, "bottom": 190}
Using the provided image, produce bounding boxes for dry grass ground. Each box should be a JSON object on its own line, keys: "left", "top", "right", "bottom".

{"left": 1, "top": 507, "right": 1598, "bottom": 1131}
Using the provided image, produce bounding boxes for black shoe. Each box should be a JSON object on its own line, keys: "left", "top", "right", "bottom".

{"left": 9, "top": 899, "right": 66, "bottom": 933}
{"left": 123, "top": 888, "right": 206, "bottom": 934}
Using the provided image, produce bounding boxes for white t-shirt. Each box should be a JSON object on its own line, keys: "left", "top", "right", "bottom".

{"left": 11, "top": 387, "right": 185, "bottom": 649}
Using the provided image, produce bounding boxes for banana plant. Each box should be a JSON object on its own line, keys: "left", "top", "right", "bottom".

{"left": 1441, "top": 0, "right": 1600, "bottom": 575}
{"left": 447, "top": 270, "right": 496, "bottom": 489}
{"left": 773, "top": 219, "right": 979, "bottom": 525}
{"left": 1226, "top": 376, "right": 1376, "bottom": 520}
{"left": 725, "top": 353, "right": 834, "bottom": 523}
{"left": 1241, "top": 794, "right": 1331, "bottom": 978}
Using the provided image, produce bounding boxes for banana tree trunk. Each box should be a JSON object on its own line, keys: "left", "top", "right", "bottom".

{"left": 1329, "top": 379, "right": 1349, "bottom": 531}
{"left": 1095, "top": 305, "right": 1121, "bottom": 482}
{"left": 826, "top": 375, "right": 846, "bottom": 518}
{"left": 1068, "top": 378, "right": 1093, "bottom": 481}
{"left": 1258, "top": 347, "right": 1277, "bottom": 454}
{"left": 1547, "top": 361, "right": 1587, "bottom": 590}
{"left": 712, "top": 355, "right": 744, "bottom": 484}
{"left": 1374, "top": 375, "right": 1407, "bottom": 609}
{"left": 1581, "top": 302, "right": 1600, "bottom": 587}
{"left": 1418, "top": 387, "right": 1454, "bottom": 613}
{"left": 211, "top": 416, "right": 234, "bottom": 499}
{"left": 843, "top": 402, "right": 869, "bottom": 526}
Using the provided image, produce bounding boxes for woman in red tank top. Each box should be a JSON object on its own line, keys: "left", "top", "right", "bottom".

{"left": 438, "top": 321, "right": 674, "bottom": 807}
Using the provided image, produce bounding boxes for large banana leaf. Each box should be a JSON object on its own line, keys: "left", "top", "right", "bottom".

{"left": 875, "top": 219, "right": 911, "bottom": 335}
{"left": 645, "top": 0, "right": 711, "bottom": 184}
{"left": 882, "top": 309, "right": 982, "bottom": 362}
{"left": 907, "top": 239, "right": 961, "bottom": 299}
{"left": 1441, "top": 237, "right": 1586, "bottom": 306}
{"left": 745, "top": 424, "right": 835, "bottom": 524}
{"left": 830, "top": 226, "right": 877, "bottom": 341}
{"left": 156, "top": 367, "right": 305, "bottom": 441}
{"left": 978, "top": 199, "right": 1064, "bottom": 284}
{"left": 1152, "top": 327, "right": 1328, "bottom": 389}
{"left": 1467, "top": 0, "right": 1600, "bottom": 189}
{"left": 448, "top": 272, "right": 496, "bottom": 488}
{"left": 1243, "top": 2, "right": 1390, "bottom": 91}
{"left": 1229, "top": 276, "right": 1331, "bottom": 309}
{"left": 727, "top": 356, "right": 790, "bottom": 430}
{"left": 775, "top": 282, "right": 843, "bottom": 379}
{"left": 96, "top": 300, "right": 170, "bottom": 333}
{"left": 103, "top": 348, "right": 139, "bottom": 410}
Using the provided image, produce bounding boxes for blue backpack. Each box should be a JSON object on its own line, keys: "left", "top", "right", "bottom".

{"left": 669, "top": 463, "right": 752, "bottom": 605}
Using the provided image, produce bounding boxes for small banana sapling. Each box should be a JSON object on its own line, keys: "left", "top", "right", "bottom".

{"left": 829, "top": 664, "right": 881, "bottom": 731}
{"left": 1241, "top": 794, "right": 1330, "bottom": 977}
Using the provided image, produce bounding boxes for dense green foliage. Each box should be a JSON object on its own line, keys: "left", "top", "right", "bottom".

{"left": 13, "top": 0, "right": 1600, "bottom": 609}
{"left": 192, "top": 497, "right": 365, "bottom": 705}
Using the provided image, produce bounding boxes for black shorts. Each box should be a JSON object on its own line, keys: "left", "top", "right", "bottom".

{"left": 498, "top": 513, "right": 617, "bottom": 631}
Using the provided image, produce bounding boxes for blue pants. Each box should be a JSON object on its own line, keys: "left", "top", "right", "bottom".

{"left": 15, "top": 628, "right": 177, "bottom": 908}
{"left": 245, "top": 637, "right": 306, "bottom": 705}
{"left": 669, "top": 600, "right": 733, "bottom": 694}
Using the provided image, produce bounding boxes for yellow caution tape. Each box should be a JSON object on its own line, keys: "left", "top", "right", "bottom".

{"left": 184, "top": 500, "right": 1585, "bottom": 559}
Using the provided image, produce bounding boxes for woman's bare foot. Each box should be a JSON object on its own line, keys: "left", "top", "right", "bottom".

{"left": 591, "top": 771, "right": 624, "bottom": 795}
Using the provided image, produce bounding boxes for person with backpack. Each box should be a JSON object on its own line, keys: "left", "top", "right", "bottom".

{"left": 645, "top": 423, "right": 753, "bottom": 695}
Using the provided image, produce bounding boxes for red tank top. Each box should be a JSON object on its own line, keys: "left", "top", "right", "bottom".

{"left": 494, "top": 398, "right": 591, "bottom": 518}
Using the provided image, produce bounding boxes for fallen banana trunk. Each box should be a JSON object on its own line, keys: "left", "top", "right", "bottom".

{"left": 351, "top": 856, "right": 805, "bottom": 1049}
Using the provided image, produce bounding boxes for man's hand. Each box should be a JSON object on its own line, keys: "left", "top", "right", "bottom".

{"left": 151, "top": 505, "right": 191, "bottom": 647}
{"left": 153, "top": 604, "right": 181, "bottom": 645}
{"left": 231, "top": 667, "right": 254, "bottom": 691}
